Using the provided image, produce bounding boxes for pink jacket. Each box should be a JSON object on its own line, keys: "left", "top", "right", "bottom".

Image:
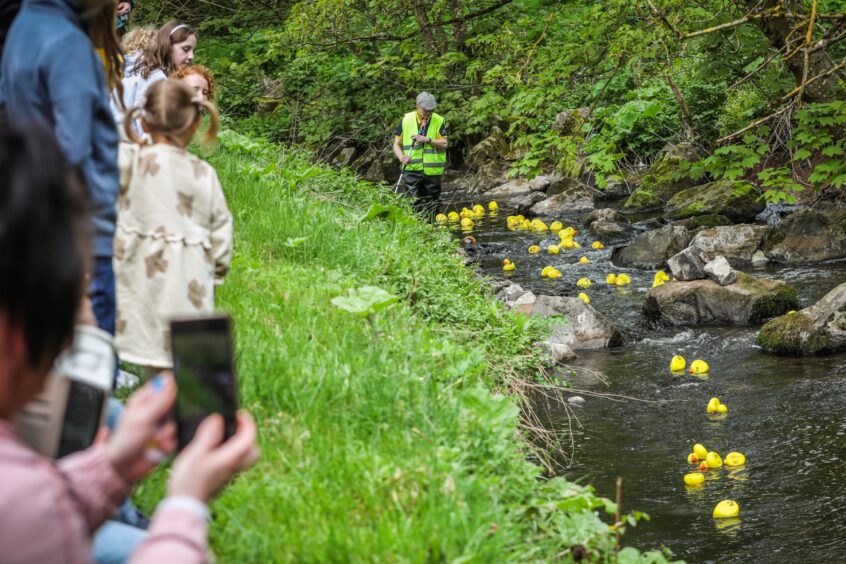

{"left": 0, "top": 420, "right": 208, "bottom": 563}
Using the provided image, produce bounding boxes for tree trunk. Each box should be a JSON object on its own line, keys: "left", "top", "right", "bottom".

{"left": 749, "top": 0, "right": 843, "bottom": 102}
{"left": 408, "top": 0, "right": 441, "bottom": 55}
{"left": 447, "top": 0, "right": 467, "bottom": 52}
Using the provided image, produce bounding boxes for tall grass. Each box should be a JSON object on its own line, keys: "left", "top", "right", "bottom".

{"left": 134, "top": 131, "right": 664, "bottom": 562}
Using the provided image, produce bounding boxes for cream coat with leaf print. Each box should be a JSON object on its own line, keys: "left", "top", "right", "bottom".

{"left": 114, "top": 143, "right": 233, "bottom": 369}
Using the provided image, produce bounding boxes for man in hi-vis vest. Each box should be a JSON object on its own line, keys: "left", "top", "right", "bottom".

{"left": 392, "top": 92, "right": 447, "bottom": 216}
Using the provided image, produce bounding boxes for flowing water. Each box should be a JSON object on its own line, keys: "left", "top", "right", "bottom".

{"left": 441, "top": 192, "right": 846, "bottom": 562}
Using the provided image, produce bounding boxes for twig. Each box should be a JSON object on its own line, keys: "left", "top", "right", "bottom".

{"left": 614, "top": 477, "right": 623, "bottom": 555}
{"left": 717, "top": 103, "right": 793, "bottom": 144}
{"left": 779, "top": 54, "right": 846, "bottom": 102}
{"left": 797, "top": 0, "right": 819, "bottom": 102}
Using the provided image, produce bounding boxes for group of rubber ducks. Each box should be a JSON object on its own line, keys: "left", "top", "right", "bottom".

{"left": 604, "top": 273, "right": 631, "bottom": 286}
{"left": 672, "top": 356, "right": 746, "bottom": 522}
{"left": 436, "top": 201, "right": 499, "bottom": 231}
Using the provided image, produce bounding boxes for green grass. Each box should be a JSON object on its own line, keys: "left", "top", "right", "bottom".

{"left": 133, "top": 130, "right": 665, "bottom": 562}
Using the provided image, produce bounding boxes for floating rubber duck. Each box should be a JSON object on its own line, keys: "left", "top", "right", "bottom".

{"left": 706, "top": 451, "right": 723, "bottom": 469}
{"left": 560, "top": 238, "right": 577, "bottom": 249}
{"left": 550, "top": 221, "right": 563, "bottom": 232}
{"left": 460, "top": 217, "right": 474, "bottom": 228}
{"left": 520, "top": 219, "right": 532, "bottom": 230}
{"left": 547, "top": 268, "right": 562, "bottom": 279}
{"left": 699, "top": 461, "right": 709, "bottom": 472}
{"left": 473, "top": 204, "right": 486, "bottom": 216}
{"left": 718, "top": 403, "right": 727, "bottom": 413}
{"left": 787, "top": 310, "right": 797, "bottom": 314}
{"left": 506, "top": 216, "right": 519, "bottom": 229}
{"left": 615, "top": 273, "right": 631, "bottom": 286}
{"left": 606, "top": 273, "right": 618, "bottom": 285}
{"left": 724, "top": 452, "right": 746, "bottom": 467}
{"left": 653, "top": 270, "right": 670, "bottom": 288}
{"left": 515, "top": 215, "right": 525, "bottom": 222}
{"left": 528, "top": 245, "right": 540, "bottom": 254}
{"left": 713, "top": 500, "right": 739, "bottom": 519}
{"left": 447, "top": 211, "right": 460, "bottom": 222}
{"left": 572, "top": 241, "right": 582, "bottom": 249}
{"left": 592, "top": 241, "right": 605, "bottom": 249}
{"left": 503, "top": 259, "right": 516, "bottom": 272}
{"left": 559, "top": 227, "right": 576, "bottom": 239}
{"left": 579, "top": 256, "right": 589, "bottom": 264}
{"left": 459, "top": 207, "right": 474, "bottom": 219}
{"left": 670, "top": 355, "right": 686, "bottom": 372}
{"left": 693, "top": 444, "right": 708, "bottom": 460}
{"left": 541, "top": 266, "right": 553, "bottom": 278}
{"left": 488, "top": 201, "right": 499, "bottom": 211}
{"left": 706, "top": 397, "right": 722, "bottom": 414}
{"left": 533, "top": 220, "right": 549, "bottom": 232}
{"left": 578, "top": 293, "right": 590, "bottom": 304}
{"left": 435, "top": 213, "right": 447, "bottom": 223}
{"left": 548, "top": 244, "right": 560, "bottom": 255}
{"left": 689, "top": 359, "right": 709, "bottom": 375}
{"left": 576, "top": 277, "right": 592, "bottom": 289}
{"left": 684, "top": 472, "right": 705, "bottom": 486}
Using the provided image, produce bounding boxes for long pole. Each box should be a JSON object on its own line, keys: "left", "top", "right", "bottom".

{"left": 393, "top": 139, "right": 417, "bottom": 194}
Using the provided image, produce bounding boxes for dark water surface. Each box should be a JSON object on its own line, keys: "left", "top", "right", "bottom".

{"left": 442, "top": 193, "right": 846, "bottom": 563}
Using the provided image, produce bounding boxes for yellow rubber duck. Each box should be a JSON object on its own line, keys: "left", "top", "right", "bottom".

{"left": 533, "top": 220, "right": 549, "bottom": 232}
{"left": 550, "top": 221, "right": 563, "bottom": 232}
{"left": 572, "top": 241, "right": 582, "bottom": 249}
{"left": 713, "top": 500, "right": 739, "bottom": 519}
{"left": 615, "top": 273, "right": 631, "bottom": 286}
{"left": 578, "top": 293, "right": 590, "bottom": 304}
{"left": 520, "top": 219, "right": 532, "bottom": 230}
{"left": 706, "top": 451, "right": 723, "bottom": 469}
{"left": 687, "top": 453, "right": 698, "bottom": 464}
{"left": 606, "top": 273, "right": 618, "bottom": 285}
{"left": 528, "top": 245, "right": 540, "bottom": 254}
{"left": 559, "top": 227, "right": 576, "bottom": 239}
{"left": 548, "top": 245, "right": 560, "bottom": 255}
{"left": 547, "top": 268, "right": 562, "bottom": 279}
{"left": 718, "top": 403, "right": 727, "bottom": 414}
{"left": 684, "top": 472, "right": 705, "bottom": 486}
{"left": 724, "top": 452, "right": 746, "bottom": 467}
{"left": 473, "top": 204, "right": 486, "bottom": 216}
{"left": 670, "top": 355, "right": 686, "bottom": 372}
{"left": 459, "top": 207, "right": 474, "bottom": 219}
{"left": 579, "top": 256, "right": 589, "bottom": 264}
{"left": 560, "top": 238, "right": 576, "bottom": 249}
{"left": 515, "top": 215, "right": 525, "bottom": 222}
{"left": 541, "top": 266, "right": 553, "bottom": 278}
{"left": 787, "top": 310, "right": 797, "bottom": 314}
{"left": 693, "top": 443, "right": 708, "bottom": 460}
{"left": 706, "top": 397, "right": 722, "bottom": 414}
{"left": 506, "top": 216, "right": 519, "bottom": 229}
{"left": 488, "top": 201, "right": 499, "bottom": 211}
{"left": 689, "top": 359, "right": 709, "bottom": 375}
{"left": 503, "top": 259, "right": 516, "bottom": 272}
{"left": 576, "top": 278, "right": 592, "bottom": 289}
{"left": 435, "top": 213, "right": 447, "bottom": 223}
{"left": 447, "top": 211, "right": 460, "bottom": 222}
{"left": 460, "top": 217, "right": 474, "bottom": 228}
{"left": 652, "top": 270, "right": 670, "bottom": 288}
{"left": 592, "top": 241, "right": 604, "bottom": 249}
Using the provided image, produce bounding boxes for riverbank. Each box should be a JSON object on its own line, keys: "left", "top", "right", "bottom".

{"left": 132, "top": 131, "right": 666, "bottom": 561}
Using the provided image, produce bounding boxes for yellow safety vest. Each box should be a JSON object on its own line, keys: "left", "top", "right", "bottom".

{"left": 401, "top": 111, "right": 446, "bottom": 176}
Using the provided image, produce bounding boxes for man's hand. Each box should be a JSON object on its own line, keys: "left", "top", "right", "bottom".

{"left": 400, "top": 155, "right": 411, "bottom": 164}
{"left": 411, "top": 134, "right": 430, "bottom": 144}
{"left": 117, "top": 2, "right": 132, "bottom": 16}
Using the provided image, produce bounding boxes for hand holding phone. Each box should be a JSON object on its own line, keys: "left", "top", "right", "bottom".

{"left": 171, "top": 314, "right": 238, "bottom": 450}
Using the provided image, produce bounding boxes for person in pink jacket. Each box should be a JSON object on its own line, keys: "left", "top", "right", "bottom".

{"left": 0, "top": 124, "right": 259, "bottom": 563}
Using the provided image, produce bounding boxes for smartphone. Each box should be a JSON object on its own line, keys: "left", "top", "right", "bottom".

{"left": 171, "top": 314, "right": 238, "bottom": 451}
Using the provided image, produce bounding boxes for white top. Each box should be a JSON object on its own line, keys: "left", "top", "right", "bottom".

{"left": 111, "top": 68, "right": 166, "bottom": 138}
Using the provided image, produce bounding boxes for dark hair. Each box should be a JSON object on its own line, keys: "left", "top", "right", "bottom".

{"left": 88, "top": 0, "right": 125, "bottom": 109}
{"left": 0, "top": 125, "right": 89, "bottom": 366}
{"left": 135, "top": 21, "right": 196, "bottom": 80}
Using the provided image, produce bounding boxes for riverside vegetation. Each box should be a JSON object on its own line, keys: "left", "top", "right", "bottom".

{"left": 130, "top": 131, "right": 667, "bottom": 561}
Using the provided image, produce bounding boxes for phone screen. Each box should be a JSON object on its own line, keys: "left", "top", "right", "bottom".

{"left": 171, "top": 315, "right": 238, "bottom": 450}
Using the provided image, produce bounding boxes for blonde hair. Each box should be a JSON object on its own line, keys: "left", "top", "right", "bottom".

{"left": 121, "top": 26, "right": 157, "bottom": 54}
{"left": 172, "top": 65, "right": 217, "bottom": 101}
{"left": 124, "top": 79, "right": 218, "bottom": 146}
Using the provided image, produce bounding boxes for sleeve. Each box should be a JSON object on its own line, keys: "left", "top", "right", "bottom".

{"left": 394, "top": 122, "right": 402, "bottom": 137}
{"left": 209, "top": 169, "right": 233, "bottom": 284}
{"left": 439, "top": 123, "right": 446, "bottom": 137}
{"left": 45, "top": 39, "right": 101, "bottom": 168}
{"left": 56, "top": 443, "right": 132, "bottom": 533}
{"left": 129, "top": 501, "right": 209, "bottom": 564}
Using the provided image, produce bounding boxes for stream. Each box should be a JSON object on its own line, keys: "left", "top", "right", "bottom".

{"left": 441, "top": 191, "right": 846, "bottom": 562}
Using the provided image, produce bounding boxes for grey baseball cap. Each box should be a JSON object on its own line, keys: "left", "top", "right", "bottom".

{"left": 416, "top": 92, "right": 436, "bottom": 111}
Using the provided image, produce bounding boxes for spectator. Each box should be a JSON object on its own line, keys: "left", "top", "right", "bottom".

{"left": 115, "top": 79, "right": 231, "bottom": 377}
{"left": 173, "top": 64, "right": 216, "bottom": 103}
{"left": 121, "top": 25, "right": 157, "bottom": 77}
{"left": 0, "top": 122, "right": 259, "bottom": 564}
{"left": 115, "top": 1, "right": 133, "bottom": 38}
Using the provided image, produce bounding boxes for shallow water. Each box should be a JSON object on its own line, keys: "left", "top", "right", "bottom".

{"left": 442, "top": 194, "right": 846, "bottom": 562}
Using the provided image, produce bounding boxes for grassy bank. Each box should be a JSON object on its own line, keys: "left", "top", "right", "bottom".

{"left": 135, "top": 130, "right": 664, "bottom": 562}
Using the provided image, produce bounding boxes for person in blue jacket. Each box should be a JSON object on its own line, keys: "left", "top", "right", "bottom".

{"left": 1, "top": 0, "right": 120, "bottom": 337}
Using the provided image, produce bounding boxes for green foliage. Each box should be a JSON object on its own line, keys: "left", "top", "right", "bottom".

{"left": 331, "top": 285, "right": 400, "bottom": 317}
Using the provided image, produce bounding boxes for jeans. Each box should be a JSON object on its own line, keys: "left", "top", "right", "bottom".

{"left": 92, "top": 521, "right": 147, "bottom": 564}
{"left": 89, "top": 256, "right": 116, "bottom": 336}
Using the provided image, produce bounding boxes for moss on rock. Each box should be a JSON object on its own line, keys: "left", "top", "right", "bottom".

{"left": 623, "top": 188, "right": 663, "bottom": 210}
{"left": 757, "top": 314, "right": 831, "bottom": 355}
{"left": 666, "top": 180, "right": 764, "bottom": 223}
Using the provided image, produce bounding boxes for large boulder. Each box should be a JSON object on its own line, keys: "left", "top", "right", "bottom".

{"left": 599, "top": 170, "right": 644, "bottom": 201}
{"left": 497, "top": 283, "right": 537, "bottom": 316}
{"left": 689, "top": 224, "right": 769, "bottom": 266}
{"left": 611, "top": 225, "right": 691, "bottom": 269}
{"left": 512, "top": 191, "right": 548, "bottom": 214}
{"left": 529, "top": 183, "right": 594, "bottom": 215}
{"left": 757, "top": 282, "right": 846, "bottom": 355}
{"left": 531, "top": 295, "right": 622, "bottom": 349}
{"left": 666, "top": 180, "right": 765, "bottom": 223}
{"left": 623, "top": 143, "right": 702, "bottom": 210}
{"left": 551, "top": 107, "right": 591, "bottom": 135}
{"left": 667, "top": 246, "right": 707, "bottom": 281}
{"left": 484, "top": 178, "right": 534, "bottom": 199}
{"left": 584, "top": 208, "right": 632, "bottom": 239}
{"left": 762, "top": 207, "right": 846, "bottom": 264}
{"left": 466, "top": 126, "right": 511, "bottom": 169}
{"left": 644, "top": 273, "right": 797, "bottom": 326}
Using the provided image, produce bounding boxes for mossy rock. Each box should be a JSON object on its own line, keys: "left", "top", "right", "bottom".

{"left": 674, "top": 214, "right": 733, "bottom": 231}
{"left": 623, "top": 188, "right": 663, "bottom": 210}
{"left": 623, "top": 144, "right": 702, "bottom": 210}
{"left": 666, "top": 180, "right": 764, "bottom": 223}
{"left": 757, "top": 314, "right": 831, "bottom": 355}
{"left": 762, "top": 207, "right": 846, "bottom": 264}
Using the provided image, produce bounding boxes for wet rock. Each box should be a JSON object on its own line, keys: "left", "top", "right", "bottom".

{"left": 751, "top": 250, "right": 769, "bottom": 266}
{"left": 666, "top": 180, "right": 764, "bottom": 223}
{"left": 531, "top": 295, "right": 622, "bottom": 349}
{"left": 756, "top": 202, "right": 799, "bottom": 226}
{"left": 757, "top": 282, "right": 846, "bottom": 355}
{"left": 512, "top": 191, "right": 548, "bottom": 214}
{"left": 673, "top": 214, "right": 733, "bottom": 232}
{"left": 585, "top": 208, "right": 632, "bottom": 239}
{"left": 667, "top": 246, "right": 707, "bottom": 281}
{"left": 529, "top": 174, "right": 553, "bottom": 192}
{"left": 584, "top": 208, "right": 626, "bottom": 225}
{"left": 689, "top": 224, "right": 769, "bottom": 266}
{"left": 623, "top": 143, "right": 703, "bottom": 210}
{"left": 703, "top": 256, "right": 737, "bottom": 286}
{"left": 644, "top": 273, "right": 797, "bottom": 326}
{"left": 599, "top": 170, "right": 644, "bottom": 201}
{"left": 529, "top": 184, "right": 594, "bottom": 215}
{"left": 484, "top": 178, "right": 534, "bottom": 199}
{"left": 546, "top": 176, "right": 591, "bottom": 197}
{"left": 567, "top": 395, "right": 586, "bottom": 407}
{"left": 611, "top": 225, "right": 691, "bottom": 269}
{"left": 762, "top": 207, "right": 846, "bottom": 264}
{"left": 547, "top": 342, "right": 578, "bottom": 364}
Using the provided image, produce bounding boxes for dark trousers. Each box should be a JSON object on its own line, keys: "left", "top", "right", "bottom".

{"left": 89, "top": 256, "right": 116, "bottom": 335}
{"left": 403, "top": 170, "right": 441, "bottom": 219}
